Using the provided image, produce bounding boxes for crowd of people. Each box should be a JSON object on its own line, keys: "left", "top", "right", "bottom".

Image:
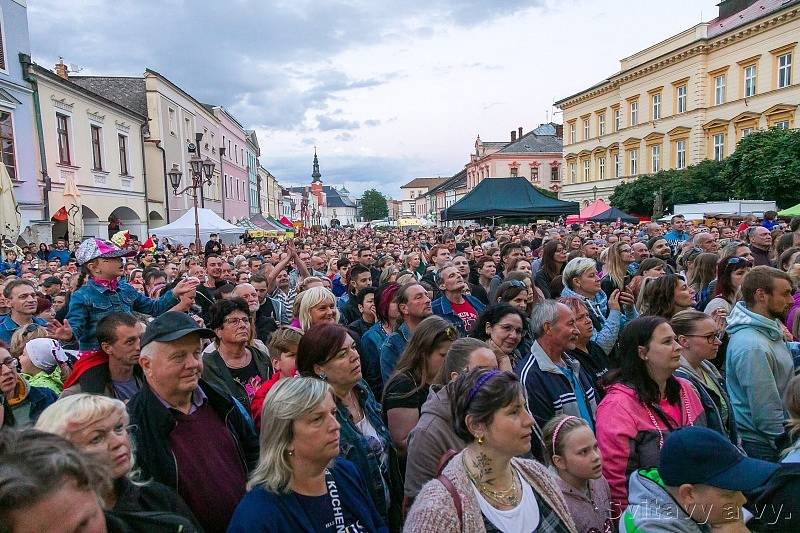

{"left": 2, "top": 213, "right": 800, "bottom": 532}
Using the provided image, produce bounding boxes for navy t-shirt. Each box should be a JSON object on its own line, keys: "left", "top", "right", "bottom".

{"left": 294, "top": 491, "right": 368, "bottom": 533}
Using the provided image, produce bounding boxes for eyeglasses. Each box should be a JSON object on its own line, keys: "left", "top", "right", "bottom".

{"left": 684, "top": 332, "right": 723, "bottom": 344}
{"left": 0, "top": 357, "right": 18, "bottom": 370}
{"left": 223, "top": 316, "right": 250, "bottom": 326}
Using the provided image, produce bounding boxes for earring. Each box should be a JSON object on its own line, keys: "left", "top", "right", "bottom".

{"left": 318, "top": 372, "right": 327, "bottom": 381}
{"left": 287, "top": 450, "right": 294, "bottom": 456}
{"left": 477, "top": 436, "right": 485, "bottom": 446}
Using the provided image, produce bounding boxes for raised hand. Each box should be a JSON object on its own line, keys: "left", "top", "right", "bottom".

{"left": 47, "top": 319, "right": 74, "bottom": 342}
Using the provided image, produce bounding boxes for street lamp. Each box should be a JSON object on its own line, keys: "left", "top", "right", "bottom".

{"left": 592, "top": 185, "right": 598, "bottom": 201}
{"left": 169, "top": 152, "right": 216, "bottom": 251}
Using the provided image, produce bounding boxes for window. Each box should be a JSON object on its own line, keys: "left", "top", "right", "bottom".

{"left": 551, "top": 166, "right": 559, "bottom": 182}
{"left": 235, "top": 144, "right": 238, "bottom": 164}
{"left": 569, "top": 123, "right": 576, "bottom": 143}
{"left": 184, "top": 117, "right": 190, "bottom": 141}
{"left": 677, "top": 85, "right": 687, "bottom": 113}
{"left": 168, "top": 108, "right": 176, "bottom": 135}
{"left": 90, "top": 125, "right": 102, "bottom": 170}
{"left": 629, "top": 149, "right": 638, "bottom": 175}
{"left": 583, "top": 160, "right": 590, "bottom": 181}
{"left": 56, "top": 113, "right": 71, "bottom": 165}
{"left": 583, "top": 119, "right": 590, "bottom": 140}
{"left": 531, "top": 167, "right": 538, "bottom": 181}
{"left": 742, "top": 128, "right": 753, "bottom": 137}
{"left": 0, "top": 111, "right": 15, "bottom": 179}
{"left": 651, "top": 145, "right": 660, "bottom": 173}
{"left": 744, "top": 65, "right": 757, "bottom": 97}
{"left": 118, "top": 134, "right": 129, "bottom": 175}
{"left": 630, "top": 101, "right": 638, "bottom": 126}
{"left": 779, "top": 53, "right": 792, "bottom": 88}
{"left": 676, "top": 140, "right": 686, "bottom": 169}
{"left": 714, "top": 75, "right": 726, "bottom": 105}
{"left": 598, "top": 114, "right": 606, "bottom": 136}
{"left": 598, "top": 157, "right": 605, "bottom": 180}
{"left": 569, "top": 163, "right": 577, "bottom": 183}
{"left": 410, "top": 204, "right": 416, "bottom": 215}
{"left": 775, "top": 121, "right": 789, "bottom": 130}
{"left": 652, "top": 93, "right": 661, "bottom": 120}
{"left": 713, "top": 133, "right": 725, "bottom": 161}
{"left": 227, "top": 139, "right": 231, "bottom": 158}
{"left": 614, "top": 108, "right": 621, "bottom": 131}
{"left": 614, "top": 154, "right": 621, "bottom": 177}
{"left": 0, "top": 19, "right": 6, "bottom": 71}
{"left": 510, "top": 167, "right": 518, "bottom": 177}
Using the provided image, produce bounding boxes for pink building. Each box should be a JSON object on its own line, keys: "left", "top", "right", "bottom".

{"left": 208, "top": 105, "right": 250, "bottom": 222}
{"left": 465, "top": 123, "right": 564, "bottom": 194}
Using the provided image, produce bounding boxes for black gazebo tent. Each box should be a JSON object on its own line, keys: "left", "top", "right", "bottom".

{"left": 440, "top": 177, "right": 579, "bottom": 222}
{"left": 588, "top": 206, "right": 639, "bottom": 223}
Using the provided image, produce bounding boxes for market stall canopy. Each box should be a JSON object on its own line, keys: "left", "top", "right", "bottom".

{"left": 440, "top": 177, "right": 579, "bottom": 221}
{"left": 153, "top": 208, "right": 244, "bottom": 245}
{"left": 565, "top": 199, "right": 611, "bottom": 224}
{"left": 278, "top": 216, "right": 294, "bottom": 228}
{"left": 589, "top": 206, "right": 639, "bottom": 223}
{"left": 251, "top": 214, "right": 287, "bottom": 232}
{"left": 778, "top": 203, "right": 800, "bottom": 217}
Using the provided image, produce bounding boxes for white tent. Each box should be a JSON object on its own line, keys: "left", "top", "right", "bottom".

{"left": 152, "top": 208, "right": 244, "bottom": 246}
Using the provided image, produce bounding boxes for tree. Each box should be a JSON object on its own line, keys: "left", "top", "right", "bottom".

{"left": 609, "top": 160, "right": 729, "bottom": 215}
{"left": 534, "top": 186, "right": 558, "bottom": 199}
{"left": 721, "top": 127, "right": 800, "bottom": 209}
{"left": 360, "top": 189, "right": 389, "bottom": 220}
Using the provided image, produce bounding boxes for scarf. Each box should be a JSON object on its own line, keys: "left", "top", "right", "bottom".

{"left": 7, "top": 377, "right": 29, "bottom": 407}
{"left": 92, "top": 276, "right": 119, "bottom": 292}
{"left": 62, "top": 350, "right": 109, "bottom": 389}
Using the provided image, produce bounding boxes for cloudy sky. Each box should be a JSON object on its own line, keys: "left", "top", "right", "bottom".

{"left": 28, "top": 0, "right": 720, "bottom": 198}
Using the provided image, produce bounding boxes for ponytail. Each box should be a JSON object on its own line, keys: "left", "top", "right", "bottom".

{"left": 75, "top": 264, "right": 91, "bottom": 289}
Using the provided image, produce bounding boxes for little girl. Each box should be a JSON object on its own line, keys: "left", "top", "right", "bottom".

{"left": 543, "top": 414, "right": 614, "bottom": 533}
{"left": 57, "top": 238, "right": 198, "bottom": 352}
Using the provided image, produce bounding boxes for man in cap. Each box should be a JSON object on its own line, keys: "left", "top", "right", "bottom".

{"left": 127, "top": 311, "right": 258, "bottom": 533}
{"left": 622, "top": 426, "right": 778, "bottom": 532}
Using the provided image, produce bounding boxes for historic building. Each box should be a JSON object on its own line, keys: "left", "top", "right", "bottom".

{"left": 208, "top": 104, "right": 249, "bottom": 222}
{"left": 465, "top": 123, "right": 564, "bottom": 193}
{"left": 245, "top": 130, "right": 260, "bottom": 216}
{"left": 556, "top": 0, "right": 800, "bottom": 205}
{"left": 399, "top": 177, "right": 446, "bottom": 218}
{"left": 285, "top": 150, "right": 357, "bottom": 227}
{"left": 3, "top": 0, "right": 41, "bottom": 240}
{"left": 30, "top": 61, "right": 148, "bottom": 241}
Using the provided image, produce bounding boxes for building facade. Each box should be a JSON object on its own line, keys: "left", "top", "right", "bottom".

{"left": 211, "top": 105, "right": 249, "bottom": 222}
{"left": 556, "top": 0, "right": 800, "bottom": 206}
{"left": 31, "top": 62, "right": 148, "bottom": 241}
{"left": 465, "top": 124, "right": 564, "bottom": 193}
{"left": 257, "top": 164, "right": 280, "bottom": 218}
{"left": 2, "top": 1, "right": 41, "bottom": 241}
{"left": 399, "top": 177, "right": 446, "bottom": 217}
{"left": 245, "top": 130, "right": 259, "bottom": 216}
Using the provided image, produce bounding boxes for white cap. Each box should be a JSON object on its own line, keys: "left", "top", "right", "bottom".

{"left": 24, "top": 338, "right": 68, "bottom": 373}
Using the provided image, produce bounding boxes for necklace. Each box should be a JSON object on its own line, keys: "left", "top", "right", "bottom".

{"left": 645, "top": 386, "right": 694, "bottom": 449}
{"left": 346, "top": 389, "right": 363, "bottom": 422}
{"left": 462, "top": 452, "right": 522, "bottom": 507}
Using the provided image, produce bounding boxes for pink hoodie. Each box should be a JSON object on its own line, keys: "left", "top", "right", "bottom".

{"left": 595, "top": 378, "right": 706, "bottom": 513}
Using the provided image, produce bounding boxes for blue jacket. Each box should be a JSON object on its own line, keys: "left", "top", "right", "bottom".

{"left": 48, "top": 249, "right": 71, "bottom": 265}
{"left": 0, "top": 260, "right": 21, "bottom": 276}
{"left": 66, "top": 278, "right": 178, "bottom": 350}
{"left": 361, "top": 321, "right": 388, "bottom": 396}
{"left": 379, "top": 322, "right": 410, "bottom": 383}
{"left": 726, "top": 301, "right": 794, "bottom": 450}
{"left": 430, "top": 294, "right": 485, "bottom": 337}
{"left": 331, "top": 273, "right": 347, "bottom": 297}
{"left": 663, "top": 229, "right": 690, "bottom": 244}
{"left": 227, "top": 458, "right": 388, "bottom": 533}
{"left": 8, "top": 379, "right": 58, "bottom": 426}
{"left": 0, "top": 316, "right": 49, "bottom": 345}
{"left": 559, "top": 286, "right": 637, "bottom": 355}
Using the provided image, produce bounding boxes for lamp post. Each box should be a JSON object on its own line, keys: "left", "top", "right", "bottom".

{"left": 168, "top": 154, "right": 216, "bottom": 251}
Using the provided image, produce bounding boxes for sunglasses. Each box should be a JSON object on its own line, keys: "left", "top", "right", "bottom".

{"left": 726, "top": 256, "right": 753, "bottom": 268}
{"left": 507, "top": 280, "right": 527, "bottom": 289}
{"left": 440, "top": 326, "right": 458, "bottom": 341}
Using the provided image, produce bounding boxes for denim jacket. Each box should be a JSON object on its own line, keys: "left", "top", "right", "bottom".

{"left": 379, "top": 322, "right": 411, "bottom": 383}
{"left": 431, "top": 294, "right": 486, "bottom": 337}
{"left": 67, "top": 278, "right": 178, "bottom": 350}
{"left": 335, "top": 379, "right": 402, "bottom": 529}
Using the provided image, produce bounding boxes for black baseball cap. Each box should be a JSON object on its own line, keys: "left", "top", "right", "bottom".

{"left": 141, "top": 311, "right": 214, "bottom": 348}
{"left": 659, "top": 427, "right": 778, "bottom": 491}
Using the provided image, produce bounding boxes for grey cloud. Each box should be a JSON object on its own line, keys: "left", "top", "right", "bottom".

{"left": 364, "top": 119, "right": 381, "bottom": 127}
{"left": 335, "top": 132, "right": 354, "bottom": 141}
{"left": 317, "top": 115, "right": 360, "bottom": 131}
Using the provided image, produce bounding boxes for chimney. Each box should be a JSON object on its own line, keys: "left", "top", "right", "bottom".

{"left": 54, "top": 58, "right": 68, "bottom": 79}
{"left": 511, "top": 130, "right": 517, "bottom": 142}
{"left": 518, "top": 127, "right": 523, "bottom": 139}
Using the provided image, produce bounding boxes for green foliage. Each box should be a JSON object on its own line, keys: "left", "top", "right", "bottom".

{"left": 610, "top": 128, "right": 800, "bottom": 213}
{"left": 721, "top": 127, "right": 800, "bottom": 209}
{"left": 534, "top": 186, "right": 558, "bottom": 199}
{"left": 360, "top": 189, "right": 389, "bottom": 220}
{"left": 609, "top": 160, "right": 729, "bottom": 215}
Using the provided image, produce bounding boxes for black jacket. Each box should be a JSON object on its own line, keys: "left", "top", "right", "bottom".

{"left": 126, "top": 380, "right": 259, "bottom": 491}
{"left": 112, "top": 477, "right": 202, "bottom": 532}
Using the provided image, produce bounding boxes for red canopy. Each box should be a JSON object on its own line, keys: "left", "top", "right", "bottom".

{"left": 565, "top": 199, "right": 611, "bottom": 224}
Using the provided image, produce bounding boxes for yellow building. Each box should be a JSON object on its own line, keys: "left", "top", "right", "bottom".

{"left": 555, "top": 0, "right": 800, "bottom": 206}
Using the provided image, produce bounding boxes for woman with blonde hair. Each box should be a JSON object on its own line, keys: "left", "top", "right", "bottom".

{"left": 35, "top": 393, "right": 199, "bottom": 526}
{"left": 297, "top": 286, "right": 339, "bottom": 332}
{"left": 601, "top": 241, "right": 635, "bottom": 297}
{"left": 228, "top": 376, "right": 387, "bottom": 532}
{"left": 8, "top": 323, "right": 48, "bottom": 358}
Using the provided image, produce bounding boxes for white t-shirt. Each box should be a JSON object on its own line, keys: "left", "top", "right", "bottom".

{"left": 472, "top": 472, "right": 540, "bottom": 533}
